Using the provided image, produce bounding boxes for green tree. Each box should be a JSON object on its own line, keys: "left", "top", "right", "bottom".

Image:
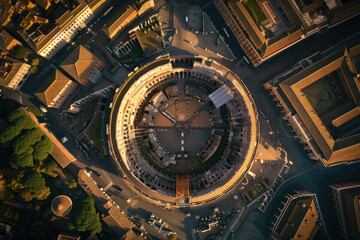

{"left": 31, "top": 58, "right": 40, "bottom": 66}
{"left": 70, "top": 197, "right": 102, "bottom": 234}
{"left": 68, "top": 179, "right": 77, "bottom": 189}
{"left": 22, "top": 172, "right": 45, "bottom": 193}
{"left": 8, "top": 109, "right": 27, "bottom": 122}
{"left": 21, "top": 186, "right": 50, "bottom": 201}
{"left": 33, "top": 136, "right": 53, "bottom": 161}
{"left": 12, "top": 152, "right": 34, "bottom": 168}
{"left": 13, "top": 116, "right": 36, "bottom": 130}
{"left": 43, "top": 159, "right": 58, "bottom": 173}
{"left": 30, "top": 66, "right": 38, "bottom": 74}
{"left": 0, "top": 125, "right": 22, "bottom": 143}
{"left": 13, "top": 128, "right": 43, "bottom": 155}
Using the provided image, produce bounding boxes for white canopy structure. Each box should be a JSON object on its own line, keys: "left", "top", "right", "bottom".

{"left": 209, "top": 85, "right": 233, "bottom": 108}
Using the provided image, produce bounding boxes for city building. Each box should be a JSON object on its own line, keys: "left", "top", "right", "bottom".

{"left": 215, "top": 0, "right": 360, "bottom": 67}
{"left": 270, "top": 192, "right": 325, "bottom": 240}
{"left": 86, "top": 0, "right": 109, "bottom": 13}
{"left": 121, "top": 229, "right": 145, "bottom": 240}
{"left": 17, "top": 0, "right": 107, "bottom": 59}
{"left": 0, "top": 0, "right": 15, "bottom": 27}
{"left": 23, "top": 108, "right": 77, "bottom": 168}
{"left": 102, "top": 204, "right": 134, "bottom": 237}
{"left": 0, "top": 62, "right": 31, "bottom": 89}
{"left": 34, "top": 0, "right": 51, "bottom": 10}
{"left": 102, "top": 0, "right": 154, "bottom": 40}
{"left": 0, "top": 28, "right": 20, "bottom": 53}
{"left": 60, "top": 45, "right": 104, "bottom": 86}
{"left": 102, "top": 4, "right": 138, "bottom": 40}
{"left": 35, "top": 70, "right": 78, "bottom": 108}
{"left": 57, "top": 234, "right": 80, "bottom": 240}
{"left": 0, "top": 0, "right": 107, "bottom": 89}
{"left": 264, "top": 44, "right": 360, "bottom": 166}
{"left": 330, "top": 182, "right": 360, "bottom": 240}
{"left": 137, "top": 0, "right": 155, "bottom": 16}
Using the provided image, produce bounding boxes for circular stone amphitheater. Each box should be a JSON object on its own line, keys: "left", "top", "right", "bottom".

{"left": 109, "top": 56, "right": 259, "bottom": 206}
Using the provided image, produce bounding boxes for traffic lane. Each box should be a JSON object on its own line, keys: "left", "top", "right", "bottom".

{"left": 202, "top": 2, "right": 246, "bottom": 58}
{"left": 258, "top": 163, "right": 360, "bottom": 238}
{"left": 95, "top": 168, "right": 188, "bottom": 239}
{"left": 34, "top": 105, "right": 116, "bottom": 176}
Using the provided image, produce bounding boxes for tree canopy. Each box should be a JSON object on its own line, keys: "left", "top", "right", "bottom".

{"left": 13, "top": 116, "right": 36, "bottom": 130}
{"left": 33, "top": 136, "right": 53, "bottom": 161}
{"left": 43, "top": 159, "right": 58, "bottom": 173}
{"left": 20, "top": 186, "right": 50, "bottom": 201}
{"left": 1, "top": 109, "right": 53, "bottom": 202}
{"left": 0, "top": 114, "right": 36, "bottom": 144}
{"left": 13, "top": 128, "right": 43, "bottom": 155}
{"left": 0, "top": 125, "right": 22, "bottom": 144}
{"left": 8, "top": 109, "right": 27, "bottom": 122}
{"left": 70, "top": 197, "right": 102, "bottom": 234}
{"left": 12, "top": 152, "right": 34, "bottom": 168}
{"left": 22, "top": 172, "right": 45, "bottom": 193}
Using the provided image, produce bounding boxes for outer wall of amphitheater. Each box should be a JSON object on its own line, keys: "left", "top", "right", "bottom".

{"left": 108, "top": 55, "right": 259, "bottom": 207}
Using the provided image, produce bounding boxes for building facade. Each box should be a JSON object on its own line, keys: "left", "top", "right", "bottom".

{"left": 270, "top": 192, "right": 327, "bottom": 240}
{"left": 264, "top": 44, "right": 360, "bottom": 166}
{"left": 0, "top": 62, "right": 31, "bottom": 89}
{"left": 330, "top": 182, "right": 360, "bottom": 240}
{"left": 60, "top": 45, "right": 104, "bottom": 86}
{"left": 215, "top": 0, "right": 360, "bottom": 67}
{"left": 35, "top": 70, "right": 78, "bottom": 108}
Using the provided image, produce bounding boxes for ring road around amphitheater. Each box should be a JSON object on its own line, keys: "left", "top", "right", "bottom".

{"left": 108, "top": 55, "right": 259, "bottom": 207}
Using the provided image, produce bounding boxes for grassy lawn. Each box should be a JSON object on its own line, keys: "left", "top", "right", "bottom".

{"left": 245, "top": 0, "right": 267, "bottom": 25}
{"left": 86, "top": 111, "right": 103, "bottom": 153}
{"left": 137, "top": 17, "right": 163, "bottom": 50}
{"left": 137, "top": 26, "right": 163, "bottom": 50}
{"left": 120, "top": 45, "right": 144, "bottom": 62}
{"left": 303, "top": 78, "right": 340, "bottom": 115}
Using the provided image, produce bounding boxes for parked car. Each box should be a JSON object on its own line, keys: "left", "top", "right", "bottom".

{"left": 39, "top": 105, "right": 48, "bottom": 113}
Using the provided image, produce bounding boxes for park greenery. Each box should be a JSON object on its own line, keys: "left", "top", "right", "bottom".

{"left": 0, "top": 109, "right": 55, "bottom": 202}
{"left": 30, "top": 58, "right": 40, "bottom": 74}
{"left": 68, "top": 179, "right": 78, "bottom": 189}
{"left": 86, "top": 111, "right": 103, "bottom": 153}
{"left": 137, "top": 16, "right": 162, "bottom": 50}
{"left": 245, "top": 0, "right": 267, "bottom": 25}
{"left": 69, "top": 197, "right": 102, "bottom": 234}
